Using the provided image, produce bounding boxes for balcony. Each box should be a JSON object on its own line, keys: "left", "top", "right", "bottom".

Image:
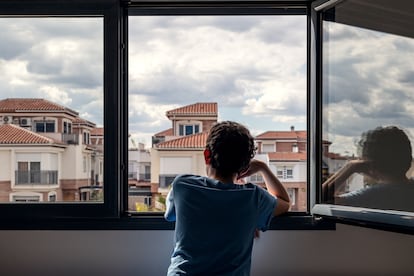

{"left": 62, "top": 133, "right": 79, "bottom": 145}
{"left": 128, "top": 172, "right": 151, "bottom": 181}
{"left": 15, "top": 170, "right": 58, "bottom": 185}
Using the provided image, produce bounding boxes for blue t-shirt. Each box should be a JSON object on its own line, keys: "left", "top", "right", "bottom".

{"left": 164, "top": 174, "right": 277, "bottom": 276}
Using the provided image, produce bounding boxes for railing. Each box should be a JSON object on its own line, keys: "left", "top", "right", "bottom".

{"left": 248, "top": 173, "right": 264, "bottom": 183}
{"left": 128, "top": 172, "right": 151, "bottom": 181}
{"left": 15, "top": 170, "right": 58, "bottom": 185}
{"left": 62, "top": 133, "right": 79, "bottom": 145}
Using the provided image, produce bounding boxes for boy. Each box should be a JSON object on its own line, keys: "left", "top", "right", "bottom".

{"left": 165, "top": 121, "right": 290, "bottom": 275}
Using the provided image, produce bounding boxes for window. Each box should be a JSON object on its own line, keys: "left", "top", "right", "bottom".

{"left": 277, "top": 166, "right": 294, "bottom": 180}
{"left": 0, "top": 1, "right": 111, "bottom": 220}
{"left": 179, "top": 124, "right": 200, "bottom": 136}
{"left": 0, "top": 0, "right": 350, "bottom": 232}
{"left": 262, "top": 144, "right": 275, "bottom": 153}
{"left": 287, "top": 188, "right": 296, "bottom": 207}
{"left": 35, "top": 121, "right": 55, "bottom": 133}
{"left": 128, "top": 12, "right": 307, "bottom": 214}
{"left": 63, "top": 121, "right": 72, "bottom": 134}
{"left": 312, "top": 0, "right": 414, "bottom": 232}
{"left": 13, "top": 195, "right": 41, "bottom": 202}
{"left": 83, "top": 132, "right": 90, "bottom": 144}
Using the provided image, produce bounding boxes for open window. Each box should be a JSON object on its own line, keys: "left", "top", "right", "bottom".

{"left": 311, "top": 0, "right": 414, "bottom": 233}
{"left": 126, "top": 4, "right": 310, "bottom": 217}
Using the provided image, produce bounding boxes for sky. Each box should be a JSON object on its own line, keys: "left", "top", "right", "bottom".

{"left": 1, "top": 16, "right": 414, "bottom": 155}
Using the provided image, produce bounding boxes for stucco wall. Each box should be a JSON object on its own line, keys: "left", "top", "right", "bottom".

{"left": 0, "top": 224, "right": 412, "bottom": 276}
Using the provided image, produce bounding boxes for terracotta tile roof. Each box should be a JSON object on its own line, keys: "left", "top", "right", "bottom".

{"left": 0, "top": 98, "right": 78, "bottom": 115}
{"left": 166, "top": 103, "right": 217, "bottom": 118}
{"left": 0, "top": 124, "right": 55, "bottom": 144}
{"left": 155, "top": 132, "right": 208, "bottom": 149}
{"left": 268, "top": 152, "right": 307, "bottom": 161}
{"left": 154, "top": 128, "right": 173, "bottom": 137}
{"left": 256, "top": 130, "right": 307, "bottom": 140}
{"left": 91, "top": 127, "right": 104, "bottom": 136}
{"left": 72, "top": 117, "right": 96, "bottom": 127}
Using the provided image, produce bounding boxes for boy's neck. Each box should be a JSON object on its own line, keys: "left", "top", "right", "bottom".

{"left": 206, "top": 166, "right": 236, "bottom": 184}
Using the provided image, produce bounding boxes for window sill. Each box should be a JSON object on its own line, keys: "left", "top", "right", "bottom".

{"left": 0, "top": 212, "right": 335, "bottom": 230}
{"left": 312, "top": 204, "right": 414, "bottom": 235}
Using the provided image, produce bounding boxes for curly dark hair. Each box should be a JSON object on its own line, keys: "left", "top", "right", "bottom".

{"left": 358, "top": 126, "right": 412, "bottom": 177}
{"left": 206, "top": 121, "right": 256, "bottom": 177}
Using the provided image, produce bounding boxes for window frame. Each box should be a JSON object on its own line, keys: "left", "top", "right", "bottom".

{"left": 0, "top": 0, "right": 122, "bottom": 221}
{"left": 310, "top": 0, "right": 414, "bottom": 235}
{"left": 0, "top": 0, "right": 337, "bottom": 231}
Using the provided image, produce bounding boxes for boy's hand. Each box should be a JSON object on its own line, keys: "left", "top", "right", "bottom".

{"left": 237, "top": 159, "right": 267, "bottom": 179}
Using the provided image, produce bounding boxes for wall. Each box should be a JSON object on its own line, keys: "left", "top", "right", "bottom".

{"left": 0, "top": 224, "right": 413, "bottom": 276}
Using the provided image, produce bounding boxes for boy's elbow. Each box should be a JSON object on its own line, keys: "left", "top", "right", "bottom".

{"left": 274, "top": 198, "right": 290, "bottom": 216}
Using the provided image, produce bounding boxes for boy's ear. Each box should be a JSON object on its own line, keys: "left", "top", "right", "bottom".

{"left": 204, "top": 148, "right": 212, "bottom": 164}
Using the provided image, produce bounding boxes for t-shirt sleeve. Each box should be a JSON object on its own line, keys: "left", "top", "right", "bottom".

{"left": 256, "top": 186, "right": 277, "bottom": 231}
{"left": 164, "top": 185, "right": 176, "bottom": 222}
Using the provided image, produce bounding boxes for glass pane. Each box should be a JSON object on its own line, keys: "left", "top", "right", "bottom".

{"left": 128, "top": 15, "right": 307, "bottom": 212}
{"left": 321, "top": 2, "right": 414, "bottom": 212}
{"left": 185, "top": 125, "right": 193, "bottom": 136}
{"left": 0, "top": 18, "right": 104, "bottom": 203}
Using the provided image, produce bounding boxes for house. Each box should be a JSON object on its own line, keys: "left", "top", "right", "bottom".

{"left": 151, "top": 102, "right": 217, "bottom": 191}
{"left": 255, "top": 127, "right": 308, "bottom": 211}
{"left": 128, "top": 139, "right": 154, "bottom": 211}
{"left": 0, "top": 98, "right": 103, "bottom": 202}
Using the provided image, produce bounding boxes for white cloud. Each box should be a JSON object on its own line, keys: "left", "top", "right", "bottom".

{"left": 39, "top": 86, "right": 72, "bottom": 105}
{"left": 323, "top": 22, "right": 414, "bottom": 154}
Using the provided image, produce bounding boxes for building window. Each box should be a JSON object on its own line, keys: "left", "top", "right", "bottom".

{"left": 35, "top": 121, "right": 55, "bottom": 133}
{"left": 16, "top": 161, "right": 41, "bottom": 184}
{"left": 11, "top": 192, "right": 42, "bottom": 202}
{"left": 287, "top": 188, "right": 296, "bottom": 207}
{"left": 276, "top": 166, "right": 294, "bottom": 180}
{"left": 178, "top": 124, "right": 200, "bottom": 136}
{"left": 13, "top": 195, "right": 41, "bottom": 202}
{"left": 262, "top": 144, "right": 275, "bottom": 153}
{"left": 48, "top": 193, "right": 57, "bottom": 202}
{"left": 63, "top": 122, "right": 72, "bottom": 134}
{"left": 83, "top": 132, "right": 90, "bottom": 144}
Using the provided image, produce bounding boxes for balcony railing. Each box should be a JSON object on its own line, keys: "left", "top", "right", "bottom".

{"left": 128, "top": 172, "right": 151, "bottom": 181}
{"left": 62, "top": 133, "right": 79, "bottom": 145}
{"left": 15, "top": 170, "right": 58, "bottom": 185}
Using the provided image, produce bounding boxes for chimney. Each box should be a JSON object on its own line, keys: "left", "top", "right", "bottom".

{"left": 290, "top": 125, "right": 295, "bottom": 131}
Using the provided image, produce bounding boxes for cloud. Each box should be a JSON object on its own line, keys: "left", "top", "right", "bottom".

{"left": 323, "top": 22, "right": 414, "bottom": 154}
{"left": 0, "top": 17, "right": 104, "bottom": 127}
{"left": 1, "top": 15, "right": 308, "bottom": 148}
{"left": 128, "top": 15, "right": 307, "bottom": 143}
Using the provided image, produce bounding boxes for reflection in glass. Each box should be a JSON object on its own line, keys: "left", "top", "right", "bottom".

{"left": 321, "top": 5, "right": 414, "bottom": 212}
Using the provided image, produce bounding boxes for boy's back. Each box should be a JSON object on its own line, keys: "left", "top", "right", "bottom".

{"left": 165, "top": 174, "right": 276, "bottom": 276}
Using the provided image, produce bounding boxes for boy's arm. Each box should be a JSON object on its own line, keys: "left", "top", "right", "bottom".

{"left": 322, "top": 160, "right": 371, "bottom": 203}
{"left": 238, "top": 160, "right": 291, "bottom": 216}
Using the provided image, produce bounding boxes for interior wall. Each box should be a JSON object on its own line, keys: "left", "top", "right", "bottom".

{"left": 0, "top": 224, "right": 413, "bottom": 276}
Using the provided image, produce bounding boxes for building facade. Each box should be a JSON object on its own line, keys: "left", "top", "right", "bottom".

{"left": 0, "top": 98, "right": 103, "bottom": 202}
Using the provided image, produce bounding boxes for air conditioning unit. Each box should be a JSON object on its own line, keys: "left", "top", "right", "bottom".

{"left": 20, "top": 118, "right": 32, "bottom": 126}
{"left": 2, "top": 116, "right": 12, "bottom": 124}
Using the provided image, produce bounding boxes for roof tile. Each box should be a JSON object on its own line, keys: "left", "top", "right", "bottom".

{"left": 166, "top": 103, "right": 217, "bottom": 117}
{"left": 0, "top": 98, "right": 78, "bottom": 115}
{"left": 155, "top": 132, "right": 207, "bottom": 149}
{"left": 268, "top": 152, "right": 307, "bottom": 161}
{"left": 154, "top": 128, "right": 173, "bottom": 137}
{"left": 256, "top": 130, "right": 307, "bottom": 140}
{"left": 0, "top": 124, "right": 54, "bottom": 144}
